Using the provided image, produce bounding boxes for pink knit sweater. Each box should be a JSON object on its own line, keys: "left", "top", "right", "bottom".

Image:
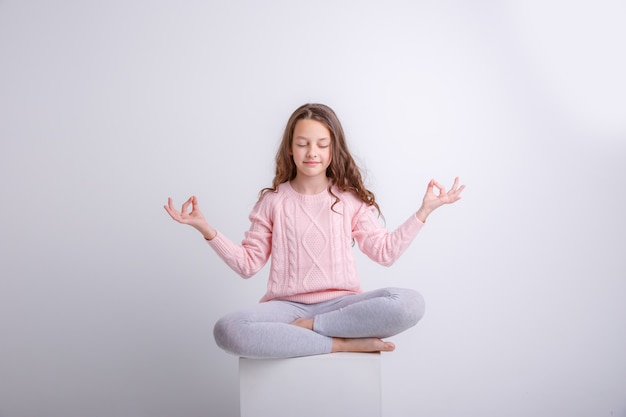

{"left": 207, "top": 182, "right": 424, "bottom": 304}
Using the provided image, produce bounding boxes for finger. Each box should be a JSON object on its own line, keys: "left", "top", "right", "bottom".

{"left": 164, "top": 198, "right": 175, "bottom": 213}
{"left": 448, "top": 185, "right": 465, "bottom": 202}
{"left": 181, "top": 196, "right": 193, "bottom": 213}
{"left": 432, "top": 180, "right": 445, "bottom": 195}
{"left": 425, "top": 180, "right": 440, "bottom": 199}
{"left": 451, "top": 177, "right": 460, "bottom": 190}
{"left": 191, "top": 196, "right": 203, "bottom": 214}
{"left": 163, "top": 204, "right": 180, "bottom": 221}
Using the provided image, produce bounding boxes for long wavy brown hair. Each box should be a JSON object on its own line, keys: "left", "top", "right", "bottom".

{"left": 260, "top": 103, "right": 381, "bottom": 216}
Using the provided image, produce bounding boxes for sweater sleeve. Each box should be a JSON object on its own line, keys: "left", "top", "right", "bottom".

{"left": 206, "top": 198, "right": 272, "bottom": 278}
{"left": 352, "top": 205, "right": 424, "bottom": 266}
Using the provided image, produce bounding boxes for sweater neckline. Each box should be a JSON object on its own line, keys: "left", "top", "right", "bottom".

{"left": 284, "top": 181, "right": 332, "bottom": 201}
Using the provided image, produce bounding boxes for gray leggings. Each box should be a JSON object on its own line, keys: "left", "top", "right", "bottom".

{"left": 213, "top": 287, "right": 425, "bottom": 359}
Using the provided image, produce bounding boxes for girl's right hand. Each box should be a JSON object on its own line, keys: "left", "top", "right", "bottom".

{"left": 164, "top": 196, "right": 217, "bottom": 240}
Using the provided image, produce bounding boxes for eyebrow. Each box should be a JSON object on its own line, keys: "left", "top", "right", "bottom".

{"left": 294, "top": 136, "right": 330, "bottom": 141}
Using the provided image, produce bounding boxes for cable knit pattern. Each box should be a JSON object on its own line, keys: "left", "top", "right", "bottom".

{"left": 207, "top": 182, "right": 425, "bottom": 304}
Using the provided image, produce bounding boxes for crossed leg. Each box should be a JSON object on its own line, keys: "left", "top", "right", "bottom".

{"left": 214, "top": 287, "right": 424, "bottom": 359}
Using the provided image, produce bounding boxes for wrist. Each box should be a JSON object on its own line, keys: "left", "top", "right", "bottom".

{"left": 196, "top": 225, "right": 217, "bottom": 240}
{"left": 416, "top": 207, "right": 432, "bottom": 223}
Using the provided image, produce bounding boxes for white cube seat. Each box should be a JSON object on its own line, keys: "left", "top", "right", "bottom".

{"left": 239, "top": 352, "right": 382, "bottom": 417}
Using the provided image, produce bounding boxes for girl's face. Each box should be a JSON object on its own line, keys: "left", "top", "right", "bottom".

{"left": 291, "top": 119, "right": 332, "bottom": 181}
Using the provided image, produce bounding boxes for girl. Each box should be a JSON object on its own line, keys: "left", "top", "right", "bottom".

{"left": 164, "top": 103, "right": 464, "bottom": 359}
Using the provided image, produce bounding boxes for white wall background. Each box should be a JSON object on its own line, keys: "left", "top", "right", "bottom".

{"left": 1, "top": 1, "right": 625, "bottom": 416}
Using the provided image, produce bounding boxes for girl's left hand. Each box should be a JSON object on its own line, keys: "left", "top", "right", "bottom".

{"left": 416, "top": 177, "right": 465, "bottom": 222}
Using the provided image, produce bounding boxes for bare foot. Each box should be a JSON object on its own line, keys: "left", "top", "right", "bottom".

{"left": 291, "top": 319, "right": 395, "bottom": 354}
{"left": 332, "top": 337, "right": 396, "bottom": 353}
{"left": 291, "top": 317, "right": 314, "bottom": 330}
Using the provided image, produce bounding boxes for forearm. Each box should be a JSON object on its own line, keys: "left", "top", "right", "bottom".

{"left": 356, "top": 212, "right": 425, "bottom": 266}
{"left": 415, "top": 206, "right": 433, "bottom": 223}
{"left": 206, "top": 230, "right": 271, "bottom": 278}
{"left": 196, "top": 223, "right": 217, "bottom": 240}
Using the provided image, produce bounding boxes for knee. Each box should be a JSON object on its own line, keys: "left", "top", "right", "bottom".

{"left": 406, "top": 289, "right": 425, "bottom": 326}
{"left": 213, "top": 314, "right": 245, "bottom": 356}
{"left": 388, "top": 287, "right": 425, "bottom": 328}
